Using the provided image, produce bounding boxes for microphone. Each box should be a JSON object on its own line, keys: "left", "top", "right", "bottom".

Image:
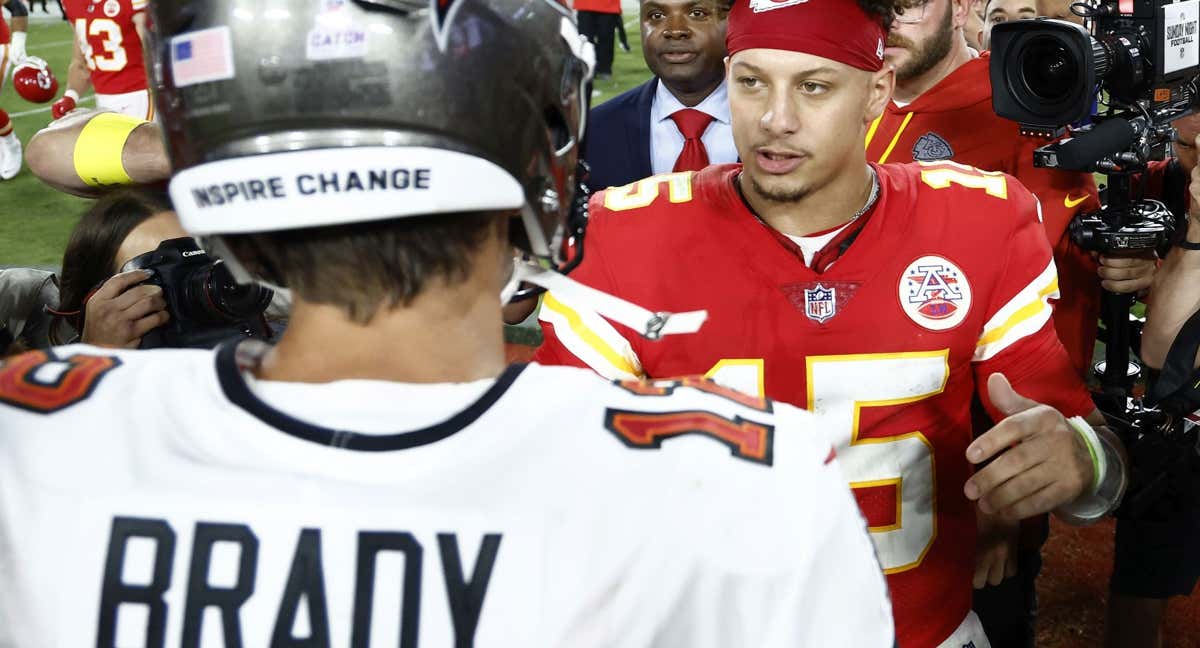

{"left": 1054, "top": 118, "right": 1142, "bottom": 169}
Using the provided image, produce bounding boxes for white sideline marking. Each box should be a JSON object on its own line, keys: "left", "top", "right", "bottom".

{"left": 30, "top": 38, "right": 76, "bottom": 49}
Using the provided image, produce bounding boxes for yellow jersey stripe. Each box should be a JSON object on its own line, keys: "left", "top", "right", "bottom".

{"left": 542, "top": 293, "right": 639, "bottom": 377}
{"left": 876, "top": 113, "right": 914, "bottom": 164}
{"left": 976, "top": 278, "right": 1059, "bottom": 347}
{"left": 864, "top": 116, "right": 883, "bottom": 149}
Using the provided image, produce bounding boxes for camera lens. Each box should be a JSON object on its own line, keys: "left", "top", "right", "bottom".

{"left": 183, "top": 261, "right": 273, "bottom": 323}
{"left": 206, "top": 261, "right": 274, "bottom": 320}
{"left": 1020, "top": 36, "right": 1078, "bottom": 103}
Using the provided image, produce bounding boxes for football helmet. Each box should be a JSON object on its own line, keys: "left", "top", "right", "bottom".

{"left": 148, "top": 0, "right": 705, "bottom": 337}
{"left": 150, "top": 0, "right": 591, "bottom": 264}
{"left": 12, "top": 57, "right": 57, "bottom": 104}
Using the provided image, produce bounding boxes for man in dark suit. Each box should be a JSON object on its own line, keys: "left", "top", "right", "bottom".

{"left": 584, "top": 0, "right": 735, "bottom": 190}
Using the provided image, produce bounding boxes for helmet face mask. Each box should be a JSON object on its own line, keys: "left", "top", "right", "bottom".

{"left": 151, "top": 0, "right": 593, "bottom": 283}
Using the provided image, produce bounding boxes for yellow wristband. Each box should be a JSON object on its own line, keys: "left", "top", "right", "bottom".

{"left": 73, "top": 112, "right": 147, "bottom": 188}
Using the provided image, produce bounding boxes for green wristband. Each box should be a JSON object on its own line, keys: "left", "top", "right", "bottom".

{"left": 1067, "top": 416, "right": 1104, "bottom": 494}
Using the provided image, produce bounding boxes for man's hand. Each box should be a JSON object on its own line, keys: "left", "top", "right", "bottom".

{"left": 1097, "top": 253, "right": 1157, "bottom": 294}
{"left": 964, "top": 373, "right": 1094, "bottom": 522}
{"left": 974, "top": 506, "right": 1020, "bottom": 588}
{"left": 80, "top": 269, "right": 170, "bottom": 348}
{"left": 51, "top": 92, "right": 78, "bottom": 120}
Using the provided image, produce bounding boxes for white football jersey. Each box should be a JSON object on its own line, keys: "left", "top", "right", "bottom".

{"left": 0, "top": 343, "right": 892, "bottom": 648}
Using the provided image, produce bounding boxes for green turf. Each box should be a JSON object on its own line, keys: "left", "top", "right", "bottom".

{"left": 0, "top": 18, "right": 92, "bottom": 268}
{"left": 592, "top": 17, "right": 653, "bottom": 105}
{"left": 0, "top": 17, "right": 654, "bottom": 269}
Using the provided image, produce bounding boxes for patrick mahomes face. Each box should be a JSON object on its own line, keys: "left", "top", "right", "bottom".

{"left": 727, "top": 48, "right": 880, "bottom": 204}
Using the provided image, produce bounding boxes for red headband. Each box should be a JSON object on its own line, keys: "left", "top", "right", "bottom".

{"left": 726, "top": 0, "right": 887, "bottom": 72}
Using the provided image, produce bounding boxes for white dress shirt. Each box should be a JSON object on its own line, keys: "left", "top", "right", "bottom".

{"left": 649, "top": 80, "right": 738, "bottom": 175}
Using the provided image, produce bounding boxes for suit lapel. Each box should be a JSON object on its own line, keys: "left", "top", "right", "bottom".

{"left": 630, "top": 78, "right": 657, "bottom": 181}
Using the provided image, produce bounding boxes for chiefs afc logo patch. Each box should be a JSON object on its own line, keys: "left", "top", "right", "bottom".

{"left": 898, "top": 255, "right": 971, "bottom": 330}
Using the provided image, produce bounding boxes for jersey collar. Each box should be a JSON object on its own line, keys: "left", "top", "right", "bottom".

{"left": 214, "top": 340, "right": 527, "bottom": 451}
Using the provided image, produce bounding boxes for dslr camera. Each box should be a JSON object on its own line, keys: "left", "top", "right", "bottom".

{"left": 120, "top": 238, "right": 274, "bottom": 349}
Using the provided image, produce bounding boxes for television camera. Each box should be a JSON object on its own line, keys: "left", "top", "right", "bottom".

{"left": 991, "top": 0, "right": 1200, "bottom": 518}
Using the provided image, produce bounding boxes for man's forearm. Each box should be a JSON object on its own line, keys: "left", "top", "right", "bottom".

{"left": 1142, "top": 215, "right": 1200, "bottom": 367}
{"left": 66, "top": 57, "right": 91, "bottom": 97}
{"left": 7, "top": 0, "right": 29, "bottom": 33}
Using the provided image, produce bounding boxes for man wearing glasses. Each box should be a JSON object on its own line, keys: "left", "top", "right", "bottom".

{"left": 869, "top": 0, "right": 1155, "bottom": 645}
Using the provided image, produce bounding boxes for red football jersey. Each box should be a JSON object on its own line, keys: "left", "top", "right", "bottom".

{"left": 865, "top": 52, "right": 1102, "bottom": 377}
{"left": 0, "top": 16, "right": 9, "bottom": 46}
{"left": 535, "top": 163, "right": 1096, "bottom": 648}
{"left": 64, "top": 0, "right": 148, "bottom": 95}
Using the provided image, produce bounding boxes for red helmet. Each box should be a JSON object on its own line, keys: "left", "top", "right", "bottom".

{"left": 13, "top": 58, "right": 58, "bottom": 104}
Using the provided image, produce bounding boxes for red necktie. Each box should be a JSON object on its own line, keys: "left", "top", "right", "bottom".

{"left": 670, "top": 108, "right": 714, "bottom": 172}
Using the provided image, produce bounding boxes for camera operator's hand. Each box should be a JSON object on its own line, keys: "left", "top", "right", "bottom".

{"left": 964, "top": 374, "right": 1094, "bottom": 522}
{"left": 974, "top": 506, "right": 1020, "bottom": 588}
{"left": 81, "top": 269, "right": 170, "bottom": 348}
{"left": 1096, "top": 252, "right": 1157, "bottom": 294}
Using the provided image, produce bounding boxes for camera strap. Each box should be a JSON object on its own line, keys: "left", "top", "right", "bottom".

{"left": 1147, "top": 304, "right": 1200, "bottom": 408}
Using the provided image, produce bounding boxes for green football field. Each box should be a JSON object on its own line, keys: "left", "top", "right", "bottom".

{"left": 0, "top": 17, "right": 93, "bottom": 268}
{"left": 0, "top": 14, "right": 652, "bottom": 269}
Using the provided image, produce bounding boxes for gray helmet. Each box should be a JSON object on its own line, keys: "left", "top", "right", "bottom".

{"left": 150, "top": 0, "right": 592, "bottom": 263}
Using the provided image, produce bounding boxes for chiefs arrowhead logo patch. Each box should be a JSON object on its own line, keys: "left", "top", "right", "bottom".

{"left": 911, "top": 132, "right": 954, "bottom": 162}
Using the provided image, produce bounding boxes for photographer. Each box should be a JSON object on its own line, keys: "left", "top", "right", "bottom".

{"left": 48, "top": 189, "right": 179, "bottom": 347}
{"left": 49, "top": 188, "right": 283, "bottom": 349}
{"left": 1119, "top": 113, "right": 1200, "bottom": 648}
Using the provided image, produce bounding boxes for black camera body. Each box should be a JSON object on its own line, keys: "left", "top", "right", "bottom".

{"left": 121, "top": 238, "right": 274, "bottom": 349}
{"left": 991, "top": 2, "right": 1200, "bottom": 133}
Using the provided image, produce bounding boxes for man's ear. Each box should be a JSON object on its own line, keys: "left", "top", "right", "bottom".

{"left": 866, "top": 66, "right": 895, "bottom": 123}
{"left": 951, "top": 0, "right": 973, "bottom": 29}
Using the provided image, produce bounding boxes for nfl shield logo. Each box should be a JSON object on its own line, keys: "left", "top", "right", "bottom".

{"left": 804, "top": 284, "right": 836, "bottom": 323}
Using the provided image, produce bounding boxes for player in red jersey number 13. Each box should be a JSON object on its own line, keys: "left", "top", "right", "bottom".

{"left": 55, "top": 0, "right": 152, "bottom": 120}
